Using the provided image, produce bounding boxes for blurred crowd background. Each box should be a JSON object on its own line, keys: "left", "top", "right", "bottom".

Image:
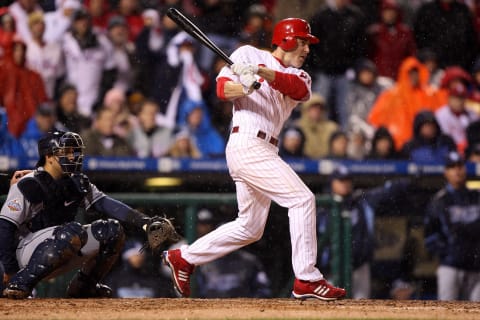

{"left": 1, "top": 0, "right": 480, "bottom": 164}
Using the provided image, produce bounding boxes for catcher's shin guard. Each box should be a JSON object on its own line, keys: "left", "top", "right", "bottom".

{"left": 67, "top": 219, "right": 124, "bottom": 298}
{"left": 4, "top": 222, "right": 87, "bottom": 299}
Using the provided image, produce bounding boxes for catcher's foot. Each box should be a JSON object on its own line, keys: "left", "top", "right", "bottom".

{"left": 3, "top": 283, "right": 32, "bottom": 299}
{"left": 162, "top": 249, "right": 194, "bottom": 297}
{"left": 292, "top": 278, "right": 346, "bottom": 301}
{"left": 67, "top": 272, "right": 112, "bottom": 298}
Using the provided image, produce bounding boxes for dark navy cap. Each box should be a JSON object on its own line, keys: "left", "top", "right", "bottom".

{"left": 445, "top": 151, "right": 465, "bottom": 168}
{"left": 330, "top": 165, "right": 352, "bottom": 181}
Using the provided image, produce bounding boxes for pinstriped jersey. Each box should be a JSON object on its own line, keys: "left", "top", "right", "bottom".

{"left": 217, "top": 45, "right": 313, "bottom": 138}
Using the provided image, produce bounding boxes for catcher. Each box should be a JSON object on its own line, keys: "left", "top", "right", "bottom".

{"left": 0, "top": 131, "right": 179, "bottom": 299}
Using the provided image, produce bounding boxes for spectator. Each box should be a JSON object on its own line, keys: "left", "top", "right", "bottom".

{"left": 327, "top": 130, "right": 350, "bottom": 159}
{"left": 0, "top": 109, "right": 25, "bottom": 158}
{"left": 465, "top": 119, "right": 480, "bottom": 151}
{"left": 81, "top": 107, "right": 134, "bottom": 156}
{"left": 469, "top": 58, "right": 480, "bottom": 116}
{"left": 177, "top": 99, "right": 225, "bottom": 158}
{"left": 424, "top": 151, "right": 480, "bottom": 301}
{"left": 366, "top": 0, "right": 416, "bottom": 80}
{"left": 166, "top": 31, "right": 205, "bottom": 108}
{"left": 465, "top": 120, "right": 480, "bottom": 161}
{"left": 43, "top": 0, "right": 81, "bottom": 44}
{"left": 367, "top": 126, "right": 399, "bottom": 160}
{"left": 0, "top": 39, "right": 48, "bottom": 138}
{"left": 347, "top": 129, "right": 369, "bottom": 160}
{"left": 106, "top": 15, "right": 134, "bottom": 94}
{"left": 307, "top": 0, "right": 368, "bottom": 127}
{"left": 345, "top": 58, "right": 390, "bottom": 139}
{"left": 238, "top": 4, "right": 272, "bottom": 50}
{"left": 127, "top": 99, "right": 173, "bottom": 158}
{"left": 435, "top": 66, "right": 474, "bottom": 110}
{"left": 278, "top": 126, "right": 306, "bottom": 159}
{"left": 401, "top": 110, "right": 457, "bottom": 163}
{"left": 435, "top": 83, "right": 479, "bottom": 154}
{"left": 25, "top": 11, "right": 64, "bottom": 99}
{"left": 194, "top": 209, "right": 272, "bottom": 298}
{"left": 62, "top": 8, "right": 117, "bottom": 117}
{"left": 466, "top": 142, "right": 480, "bottom": 163}
{"left": 111, "top": 0, "right": 144, "bottom": 42}
{"left": 0, "top": 10, "right": 16, "bottom": 58}
{"left": 165, "top": 127, "right": 201, "bottom": 159}
{"left": 19, "top": 103, "right": 66, "bottom": 158}
{"left": 317, "top": 165, "right": 414, "bottom": 299}
{"left": 55, "top": 83, "right": 91, "bottom": 133}
{"left": 417, "top": 48, "right": 444, "bottom": 89}
{"left": 193, "top": 0, "right": 244, "bottom": 72}
{"left": 8, "top": 0, "right": 43, "bottom": 42}
{"left": 102, "top": 86, "right": 135, "bottom": 139}
{"left": 84, "top": 0, "right": 113, "bottom": 32}
{"left": 368, "top": 56, "right": 440, "bottom": 150}
{"left": 294, "top": 93, "right": 338, "bottom": 159}
{"left": 104, "top": 239, "right": 175, "bottom": 298}
{"left": 413, "top": 0, "right": 478, "bottom": 70}
{"left": 134, "top": 8, "right": 181, "bottom": 113}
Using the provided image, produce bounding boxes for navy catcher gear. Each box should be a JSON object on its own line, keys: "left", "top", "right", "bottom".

{"left": 3, "top": 222, "right": 87, "bottom": 299}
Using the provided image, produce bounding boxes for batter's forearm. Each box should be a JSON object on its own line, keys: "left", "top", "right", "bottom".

{"left": 223, "top": 81, "right": 248, "bottom": 99}
{"left": 257, "top": 66, "right": 275, "bottom": 83}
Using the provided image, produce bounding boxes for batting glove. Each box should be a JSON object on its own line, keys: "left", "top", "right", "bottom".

{"left": 239, "top": 73, "right": 257, "bottom": 95}
{"left": 231, "top": 63, "right": 259, "bottom": 76}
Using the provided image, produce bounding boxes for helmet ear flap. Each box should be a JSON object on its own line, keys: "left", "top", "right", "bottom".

{"left": 281, "top": 36, "right": 297, "bottom": 51}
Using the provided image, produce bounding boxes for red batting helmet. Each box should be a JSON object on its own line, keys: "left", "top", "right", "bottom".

{"left": 271, "top": 18, "right": 319, "bottom": 51}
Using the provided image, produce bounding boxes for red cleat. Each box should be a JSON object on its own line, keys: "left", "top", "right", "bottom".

{"left": 292, "top": 278, "right": 346, "bottom": 301}
{"left": 162, "top": 249, "right": 194, "bottom": 297}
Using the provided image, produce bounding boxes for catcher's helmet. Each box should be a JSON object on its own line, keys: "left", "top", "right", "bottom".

{"left": 36, "top": 131, "right": 85, "bottom": 174}
{"left": 271, "top": 18, "right": 319, "bottom": 51}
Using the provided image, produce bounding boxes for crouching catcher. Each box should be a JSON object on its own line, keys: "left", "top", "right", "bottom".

{"left": 0, "top": 131, "right": 179, "bottom": 299}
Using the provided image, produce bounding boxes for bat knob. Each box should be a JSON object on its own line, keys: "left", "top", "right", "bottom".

{"left": 253, "top": 81, "right": 261, "bottom": 90}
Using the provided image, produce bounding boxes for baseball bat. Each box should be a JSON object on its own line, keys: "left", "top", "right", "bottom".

{"left": 166, "top": 7, "right": 261, "bottom": 90}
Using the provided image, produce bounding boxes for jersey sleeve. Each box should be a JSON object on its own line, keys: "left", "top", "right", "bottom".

{"left": 83, "top": 182, "right": 107, "bottom": 210}
{"left": 0, "top": 183, "right": 30, "bottom": 227}
{"left": 281, "top": 67, "right": 313, "bottom": 102}
{"left": 216, "top": 45, "right": 254, "bottom": 81}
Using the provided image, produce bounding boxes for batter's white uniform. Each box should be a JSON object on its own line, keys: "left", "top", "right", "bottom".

{"left": 181, "top": 45, "right": 323, "bottom": 282}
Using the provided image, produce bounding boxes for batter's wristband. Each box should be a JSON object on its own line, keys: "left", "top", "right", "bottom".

{"left": 216, "top": 77, "right": 231, "bottom": 101}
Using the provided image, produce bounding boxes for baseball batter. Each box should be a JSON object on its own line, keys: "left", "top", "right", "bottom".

{"left": 163, "top": 18, "right": 346, "bottom": 300}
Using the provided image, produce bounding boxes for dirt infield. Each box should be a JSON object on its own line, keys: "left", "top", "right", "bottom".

{"left": 1, "top": 298, "right": 480, "bottom": 320}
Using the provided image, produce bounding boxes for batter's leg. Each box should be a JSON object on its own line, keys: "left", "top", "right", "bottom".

{"left": 183, "top": 181, "right": 271, "bottom": 265}
{"left": 227, "top": 143, "right": 322, "bottom": 281}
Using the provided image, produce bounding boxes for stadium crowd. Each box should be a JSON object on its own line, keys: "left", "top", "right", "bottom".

{"left": 1, "top": 0, "right": 480, "bottom": 163}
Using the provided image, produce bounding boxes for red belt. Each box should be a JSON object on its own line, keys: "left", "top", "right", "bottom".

{"left": 231, "top": 126, "right": 278, "bottom": 147}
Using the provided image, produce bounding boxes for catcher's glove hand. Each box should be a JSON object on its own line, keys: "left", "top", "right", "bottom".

{"left": 143, "top": 216, "right": 181, "bottom": 253}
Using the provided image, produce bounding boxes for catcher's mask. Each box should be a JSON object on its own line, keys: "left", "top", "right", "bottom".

{"left": 37, "top": 131, "right": 85, "bottom": 174}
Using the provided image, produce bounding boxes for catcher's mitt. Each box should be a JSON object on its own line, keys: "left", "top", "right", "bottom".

{"left": 143, "top": 216, "right": 181, "bottom": 253}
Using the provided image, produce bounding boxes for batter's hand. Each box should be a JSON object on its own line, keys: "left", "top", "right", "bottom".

{"left": 239, "top": 73, "right": 258, "bottom": 95}
{"left": 231, "top": 63, "right": 259, "bottom": 76}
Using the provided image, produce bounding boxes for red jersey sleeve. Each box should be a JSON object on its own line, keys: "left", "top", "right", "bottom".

{"left": 269, "top": 71, "right": 309, "bottom": 100}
